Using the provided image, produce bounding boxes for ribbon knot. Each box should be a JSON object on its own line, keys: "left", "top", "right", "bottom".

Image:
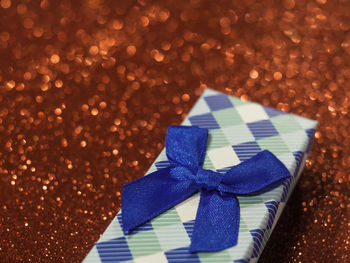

{"left": 194, "top": 168, "right": 222, "bottom": 191}
{"left": 121, "top": 126, "right": 291, "bottom": 252}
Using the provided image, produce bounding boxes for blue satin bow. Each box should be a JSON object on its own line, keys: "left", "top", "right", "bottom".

{"left": 121, "top": 126, "right": 290, "bottom": 252}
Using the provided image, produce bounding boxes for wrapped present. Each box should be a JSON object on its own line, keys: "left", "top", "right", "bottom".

{"left": 84, "top": 88, "right": 317, "bottom": 263}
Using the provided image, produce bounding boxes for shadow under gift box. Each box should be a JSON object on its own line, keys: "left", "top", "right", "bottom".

{"left": 84, "top": 88, "right": 317, "bottom": 263}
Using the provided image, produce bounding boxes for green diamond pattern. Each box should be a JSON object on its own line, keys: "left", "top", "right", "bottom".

{"left": 127, "top": 229, "right": 163, "bottom": 258}
{"left": 257, "top": 135, "right": 290, "bottom": 156}
{"left": 212, "top": 108, "right": 243, "bottom": 127}
{"left": 198, "top": 249, "right": 232, "bottom": 263}
{"left": 270, "top": 115, "right": 304, "bottom": 134}
{"left": 207, "top": 129, "right": 230, "bottom": 149}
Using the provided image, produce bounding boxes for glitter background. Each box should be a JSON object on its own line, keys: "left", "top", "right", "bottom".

{"left": 0, "top": 0, "right": 349, "bottom": 262}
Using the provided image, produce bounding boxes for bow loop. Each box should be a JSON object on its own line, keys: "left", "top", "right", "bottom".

{"left": 166, "top": 126, "right": 208, "bottom": 173}
{"left": 218, "top": 150, "right": 290, "bottom": 195}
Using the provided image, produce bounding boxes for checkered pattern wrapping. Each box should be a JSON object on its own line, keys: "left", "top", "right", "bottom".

{"left": 84, "top": 89, "right": 317, "bottom": 263}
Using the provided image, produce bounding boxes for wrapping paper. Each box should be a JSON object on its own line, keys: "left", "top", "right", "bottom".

{"left": 84, "top": 89, "right": 317, "bottom": 263}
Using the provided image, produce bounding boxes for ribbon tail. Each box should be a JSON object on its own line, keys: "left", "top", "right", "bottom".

{"left": 121, "top": 166, "right": 197, "bottom": 232}
{"left": 190, "top": 190, "right": 239, "bottom": 253}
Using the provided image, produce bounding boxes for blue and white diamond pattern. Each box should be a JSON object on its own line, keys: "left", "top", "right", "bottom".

{"left": 84, "top": 88, "right": 317, "bottom": 263}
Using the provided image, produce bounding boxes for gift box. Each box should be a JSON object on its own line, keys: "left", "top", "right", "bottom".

{"left": 84, "top": 88, "right": 317, "bottom": 263}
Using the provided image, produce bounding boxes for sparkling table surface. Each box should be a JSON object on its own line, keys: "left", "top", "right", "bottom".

{"left": 0, "top": 0, "right": 349, "bottom": 262}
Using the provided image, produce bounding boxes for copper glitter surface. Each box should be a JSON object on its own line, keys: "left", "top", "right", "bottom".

{"left": 0, "top": 0, "right": 349, "bottom": 262}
